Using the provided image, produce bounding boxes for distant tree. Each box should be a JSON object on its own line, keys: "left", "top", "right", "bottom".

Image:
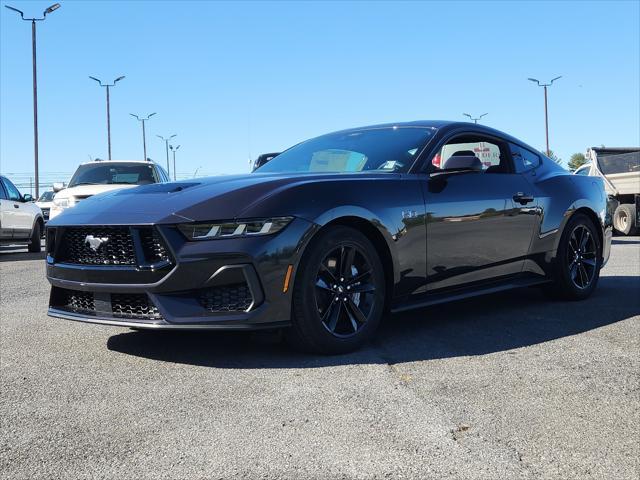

{"left": 546, "top": 150, "right": 562, "bottom": 165}
{"left": 568, "top": 153, "right": 588, "bottom": 171}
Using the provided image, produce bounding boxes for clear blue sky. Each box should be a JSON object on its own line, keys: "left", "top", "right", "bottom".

{"left": 1, "top": 0, "right": 639, "bottom": 181}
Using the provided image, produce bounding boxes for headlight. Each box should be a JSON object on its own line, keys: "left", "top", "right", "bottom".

{"left": 53, "top": 197, "right": 70, "bottom": 208}
{"left": 178, "top": 217, "right": 293, "bottom": 240}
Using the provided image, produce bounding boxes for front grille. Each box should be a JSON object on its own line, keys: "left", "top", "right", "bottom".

{"left": 51, "top": 287, "right": 162, "bottom": 321}
{"left": 53, "top": 288, "right": 96, "bottom": 315}
{"left": 111, "top": 293, "right": 161, "bottom": 320}
{"left": 198, "top": 283, "right": 253, "bottom": 312}
{"left": 58, "top": 227, "right": 136, "bottom": 265}
{"left": 139, "top": 228, "right": 170, "bottom": 264}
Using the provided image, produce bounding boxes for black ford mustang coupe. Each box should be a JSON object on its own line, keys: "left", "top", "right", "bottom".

{"left": 46, "top": 121, "right": 612, "bottom": 353}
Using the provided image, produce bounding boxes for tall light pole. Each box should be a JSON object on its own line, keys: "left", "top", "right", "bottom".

{"left": 157, "top": 134, "right": 176, "bottom": 177}
{"left": 169, "top": 144, "right": 181, "bottom": 181}
{"left": 89, "top": 75, "right": 125, "bottom": 160}
{"left": 528, "top": 76, "right": 562, "bottom": 156}
{"left": 463, "top": 112, "right": 488, "bottom": 124}
{"left": 5, "top": 3, "right": 61, "bottom": 198}
{"left": 130, "top": 113, "right": 156, "bottom": 161}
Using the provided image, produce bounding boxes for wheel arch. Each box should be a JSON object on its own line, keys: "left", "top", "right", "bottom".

{"left": 555, "top": 207, "right": 604, "bottom": 260}
{"left": 32, "top": 214, "right": 45, "bottom": 233}
{"left": 296, "top": 215, "right": 398, "bottom": 309}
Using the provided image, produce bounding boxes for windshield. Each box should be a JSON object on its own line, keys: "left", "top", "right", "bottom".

{"left": 597, "top": 151, "right": 640, "bottom": 175}
{"left": 38, "top": 191, "right": 55, "bottom": 202}
{"left": 68, "top": 163, "right": 158, "bottom": 187}
{"left": 255, "top": 127, "right": 436, "bottom": 174}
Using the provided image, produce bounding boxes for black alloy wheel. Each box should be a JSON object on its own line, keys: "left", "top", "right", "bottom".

{"left": 288, "top": 226, "right": 385, "bottom": 354}
{"left": 547, "top": 213, "right": 601, "bottom": 300}
{"left": 314, "top": 245, "right": 377, "bottom": 338}
{"left": 566, "top": 224, "right": 598, "bottom": 290}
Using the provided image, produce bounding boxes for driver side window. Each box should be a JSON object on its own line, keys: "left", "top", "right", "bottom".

{"left": 431, "top": 136, "right": 509, "bottom": 173}
{"left": 2, "top": 178, "right": 22, "bottom": 201}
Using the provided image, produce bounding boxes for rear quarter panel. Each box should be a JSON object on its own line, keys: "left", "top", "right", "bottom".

{"left": 529, "top": 166, "right": 610, "bottom": 270}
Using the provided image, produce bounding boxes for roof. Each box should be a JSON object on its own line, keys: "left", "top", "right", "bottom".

{"left": 330, "top": 120, "right": 543, "bottom": 157}
{"left": 79, "top": 159, "right": 155, "bottom": 166}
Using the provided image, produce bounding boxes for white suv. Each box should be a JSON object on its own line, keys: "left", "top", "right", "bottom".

{"left": 0, "top": 176, "right": 45, "bottom": 252}
{"left": 50, "top": 160, "right": 169, "bottom": 220}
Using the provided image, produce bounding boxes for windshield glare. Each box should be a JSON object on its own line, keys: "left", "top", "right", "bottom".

{"left": 256, "top": 127, "right": 436, "bottom": 174}
{"left": 38, "top": 191, "right": 54, "bottom": 202}
{"left": 68, "top": 163, "right": 158, "bottom": 187}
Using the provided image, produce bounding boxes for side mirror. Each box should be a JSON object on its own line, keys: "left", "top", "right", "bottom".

{"left": 253, "top": 152, "right": 280, "bottom": 171}
{"left": 441, "top": 155, "right": 483, "bottom": 172}
{"left": 22, "top": 193, "right": 34, "bottom": 202}
{"left": 52, "top": 182, "right": 65, "bottom": 192}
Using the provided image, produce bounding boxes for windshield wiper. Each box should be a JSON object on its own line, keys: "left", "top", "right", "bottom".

{"left": 70, "top": 182, "right": 102, "bottom": 187}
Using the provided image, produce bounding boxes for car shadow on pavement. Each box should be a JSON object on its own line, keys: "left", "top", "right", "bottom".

{"left": 107, "top": 275, "right": 640, "bottom": 369}
{"left": 0, "top": 247, "right": 46, "bottom": 262}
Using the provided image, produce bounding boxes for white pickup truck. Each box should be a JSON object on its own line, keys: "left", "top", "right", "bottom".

{"left": 50, "top": 159, "right": 170, "bottom": 220}
{"left": 575, "top": 147, "right": 640, "bottom": 235}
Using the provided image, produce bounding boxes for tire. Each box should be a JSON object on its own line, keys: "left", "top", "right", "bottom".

{"left": 286, "top": 226, "right": 386, "bottom": 354}
{"left": 28, "top": 221, "right": 42, "bottom": 253}
{"left": 613, "top": 204, "right": 638, "bottom": 236}
{"left": 547, "top": 213, "right": 601, "bottom": 300}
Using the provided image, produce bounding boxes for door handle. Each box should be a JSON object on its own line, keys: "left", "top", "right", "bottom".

{"left": 513, "top": 192, "right": 534, "bottom": 205}
{"left": 13, "top": 204, "right": 19, "bottom": 208}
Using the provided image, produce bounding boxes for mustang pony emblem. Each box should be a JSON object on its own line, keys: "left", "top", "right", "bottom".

{"left": 84, "top": 235, "right": 109, "bottom": 252}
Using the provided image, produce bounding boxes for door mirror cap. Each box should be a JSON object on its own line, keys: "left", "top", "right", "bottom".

{"left": 52, "top": 182, "right": 65, "bottom": 192}
{"left": 22, "top": 193, "right": 34, "bottom": 202}
{"left": 252, "top": 152, "right": 280, "bottom": 171}
{"left": 442, "top": 155, "right": 483, "bottom": 171}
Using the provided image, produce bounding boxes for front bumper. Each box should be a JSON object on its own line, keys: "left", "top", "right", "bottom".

{"left": 45, "top": 218, "right": 317, "bottom": 330}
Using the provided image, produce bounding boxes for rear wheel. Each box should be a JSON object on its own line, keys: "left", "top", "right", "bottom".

{"left": 613, "top": 204, "right": 638, "bottom": 236}
{"left": 548, "top": 213, "right": 601, "bottom": 300}
{"left": 28, "top": 221, "right": 42, "bottom": 253}
{"left": 286, "top": 226, "right": 386, "bottom": 354}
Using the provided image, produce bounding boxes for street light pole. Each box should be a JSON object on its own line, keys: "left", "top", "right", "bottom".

{"left": 130, "top": 113, "right": 156, "bottom": 161}
{"left": 5, "top": 3, "right": 61, "bottom": 198}
{"left": 89, "top": 76, "right": 125, "bottom": 160}
{"left": 463, "top": 112, "right": 488, "bottom": 124}
{"left": 528, "top": 76, "right": 562, "bottom": 156}
{"left": 169, "top": 145, "right": 181, "bottom": 181}
{"left": 157, "top": 134, "right": 176, "bottom": 177}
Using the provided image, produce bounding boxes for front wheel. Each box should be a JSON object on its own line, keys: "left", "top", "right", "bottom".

{"left": 28, "top": 222, "right": 42, "bottom": 253}
{"left": 548, "top": 213, "right": 601, "bottom": 300}
{"left": 286, "top": 226, "right": 386, "bottom": 354}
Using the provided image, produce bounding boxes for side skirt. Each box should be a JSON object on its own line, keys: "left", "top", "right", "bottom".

{"left": 390, "top": 275, "right": 551, "bottom": 313}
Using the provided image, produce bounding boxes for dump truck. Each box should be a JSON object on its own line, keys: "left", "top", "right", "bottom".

{"left": 575, "top": 147, "right": 640, "bottom": 235}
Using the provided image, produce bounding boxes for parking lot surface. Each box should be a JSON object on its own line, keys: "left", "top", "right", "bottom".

{"left": 1, "top": 238, "right": 639, "bottom": 480}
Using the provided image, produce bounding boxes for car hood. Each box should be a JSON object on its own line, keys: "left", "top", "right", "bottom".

{"left": 54, "top": 183, "right": 138, "bottom": 199}
{"left": 47, "top": 172, "right": 396, "bottom": 225}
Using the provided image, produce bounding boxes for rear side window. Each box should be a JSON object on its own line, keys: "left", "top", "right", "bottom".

{"left": 510, "top": 144, "right": 541, "bottom": 173}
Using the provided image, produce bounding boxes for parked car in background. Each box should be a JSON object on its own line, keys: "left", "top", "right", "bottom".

{"left": 49, "top": 160, "right": 169, "bottom": 220}
{"left": 576, "top": 147, "right": 640, "bottom": 235}
{"left": 0, "top": 175, "right": 44, "bottom": 252}
{"left": 36, "top": 190, "right": 55, "bottom": 224}
{"left": 45, "top": 121, "right": 612, "bottom": 354}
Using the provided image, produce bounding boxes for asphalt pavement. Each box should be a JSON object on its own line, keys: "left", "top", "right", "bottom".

{"left": 1, "top": 238, "right": 639, "bottom": 479}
